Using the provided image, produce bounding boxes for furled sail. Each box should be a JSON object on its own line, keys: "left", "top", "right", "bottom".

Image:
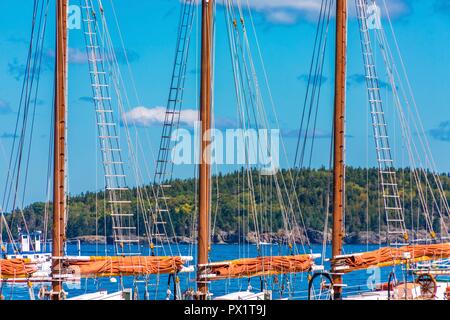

{"left": 0, "top": 259, "right": 38, "bottom": 279}
{"left": 332, "top": 243, "right": 450, "bottom": 273}
{"left": 199, "top": 254, "right": 319, "bottom": 281}
{"left": 65, "top": 256, "right": 188, "bottom": 277}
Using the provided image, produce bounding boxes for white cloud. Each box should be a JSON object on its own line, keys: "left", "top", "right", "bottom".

{"left": 348, "top": 0, "right": 411, "bottom": 19}
{"left": 381, "top": 0, "right": 411, "bottom": 17}
{"left": 0, "top": 99, "right": 12, "bottom": 114}
{"left": 265, "top": 10, "right": 299, "bottom": 24}
{"left": 244, "top": 0, "right": 322, "bottom": 12}
{"left": 45, "top": 47, "right": 139, "bottom": 65}
{"left": 68, "top": 48, "right": 89, "bottom": 64}
{"left": 187, "top": 0, "right": 322, "bottom": 24}
{"left": 46, "top": 48, "right": 88, "bottom": 64}
{"left": 123, "top": 106, "right": 199, "bottom": 127}
{"left": 186, "top": 0, "right": 411, "bottom": 24}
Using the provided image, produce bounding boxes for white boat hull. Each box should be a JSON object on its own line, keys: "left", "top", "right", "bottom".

{"left": 345, "top": 281, "right": 450, "bottom": 300}
{"left": 68, "top": 289, "right": 133, "bottom": 301}
{"left": 214, "top": 291, "right": 272, "bottom": 300}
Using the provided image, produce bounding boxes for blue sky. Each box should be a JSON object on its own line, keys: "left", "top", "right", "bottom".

{"left": 0, "top": 0, "right": 449, "bottom": 205}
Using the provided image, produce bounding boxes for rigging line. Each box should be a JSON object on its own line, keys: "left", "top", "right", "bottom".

{"left": 21, "top": 0, "right": 51, "bottom": 210}
{"left": 4, "top": 0, "right": 49, "bottom": 247}
{"left": 0, "top": 215, "right": 16, "bottom": 252}
{"left": 233, "top": 1, "right": 292, "bottom": 256}
{"left": 149, "top": 0, "right": 196, "bottom": 255}
{"left": 43, "top": 84, "right": 55, "bottom": 248}
{"left": 234, "top": 15, "right": 266, "bottom": 254}
{"left": 381, "top": 0, "right": 449, "bottom": 218}
{"left": 245, "top": 0, "right": 300, "bottom": 178}
{"left": 6, "top": 0, "right": 48, "bottom": 250}
{"left": 29, "top": 1, "right": 55, "bottom": 251}
{"left": 371, "top": 14, "right": 442, "bottom": 236}
{"left": 188, "top": 0, "right": 201, "bottom": 267}
{"left": 209, "top": 3, "right": 220, "bottom": 246}
{"left": 95, "top": 96, "right": 99, "bottom": 257}
{"left": 245, "top": 12, "right": 311, "bottom": 253}
{"left": 107, "top": 0, "right": 142, "bottom": 106}
{"left": 307, "top": 0, "right": 333, "bottom": 168}
{"left": 107, "top": 26, "right": 181, "bottom": 258}
{"left": 92, "top": 1, "right": 162, "bottom": 253}
{"left": 234, "top": 3, "right": 281, "bottom": 254}
{"left": 1, "top": 0, "right": 39, "bottom": 216}
{"left": 321, "top": 127, "right": 335, "bottom": 265}
{"left": 93, "top": 2, "right": 171, "bottom": 250}
{"left": 356, "top": 0, "right": 409, "bottom": 243}
{"left": 234, "top": 1, "right": 310, "bottom": 253}
{"left": 108, "top": 0, "right": 166, "bottom": 211}
{"left": 238, "top": 2, "right": 309, "bottom": 253}
{"left": 384, "top": 0, "right": 446, "bottom": 210}
{"left": 107, "top": 0, "right": 160, "bottom": 184}
{"left": 210, "top": 132, "right": 221, "bottom": 241}
{"left": 232, "top": 52, "right": 298, "bottom": 258}
{"left": 6, "top": 11, "right": 41, "bottom": 215}
{"left": 297, "top": 0, "right": 332, "bottom": 170}
{"left": 225, "top": 1, "right": 267, "bottom": 255}
{"left": 381, "top": 0, "right": 445, "bottom": 181}
{"left": 244, "top": 0, "right": 316, "bottom": 252}
{"left": 294, "top": 0, "right": 328, "bottom": 168}
{"left": 229, "top": 5, "right": 266, "bottom": 246}
{"left": 224, "top": 0, "right": 262, "bottom": 255}
{"left": 83, "top": 0, "right": 135, "bottom": 254}
{"left": 366, "top": 62, "right": 370, "bottom": 253}
{"left": 101, "top": 43, "right": 148, "bottom": 252}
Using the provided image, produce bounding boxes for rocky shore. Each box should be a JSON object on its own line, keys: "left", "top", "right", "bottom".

{"left": 72, "top": 229, "right": 435, "bottom": 246}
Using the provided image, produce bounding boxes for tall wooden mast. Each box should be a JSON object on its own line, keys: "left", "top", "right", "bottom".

{"left": 331, "top": 0, "right": 347, "bottom": 300}
{"left": 197, "top": 0, "right": 214, "bottom": 299}
{"left": 52, "top": 0, "right": 68, "bottom": 300}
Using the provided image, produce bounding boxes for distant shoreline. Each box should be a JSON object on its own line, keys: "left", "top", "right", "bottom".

{"left": 71, "top": 229, "right": 435, "bottom": 246}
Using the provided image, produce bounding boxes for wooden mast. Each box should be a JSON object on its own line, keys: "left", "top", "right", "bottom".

{"left": 331, "top": 0, "right": 347, "bottom": 300}
{"left": 197, "top": 0, "right": 214, "bottom": 299}
{"left": 51, "top": 0, "right": 68, "bottom": 300}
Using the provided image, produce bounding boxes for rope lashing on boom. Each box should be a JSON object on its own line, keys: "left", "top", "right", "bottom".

{"left": 65, "top": 256, "right": 185, "bottom": 277}
{"left": 199, "top": 254, "right": 317, "bottom": 281}
{"left": 0, "top": 259, "right": 38, "bottom": 279}
{"left": 332, "top": 243, "right": 450, "bottom": 273}
{"left": 0, "top": 256, "right": 187, "bottom": 280}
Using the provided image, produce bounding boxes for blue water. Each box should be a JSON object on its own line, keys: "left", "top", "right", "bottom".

{"left": 1, "top": 244, "right": 410, "bottom": 300}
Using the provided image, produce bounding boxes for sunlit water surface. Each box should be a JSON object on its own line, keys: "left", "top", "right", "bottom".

{"left": 2, "top": 244, "right": 415, "bottom": 300}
